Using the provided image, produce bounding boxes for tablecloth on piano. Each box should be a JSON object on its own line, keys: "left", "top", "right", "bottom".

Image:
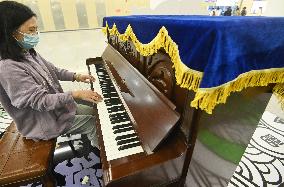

{"left": 102, "top": 15, "right": 284, "bottom": 114}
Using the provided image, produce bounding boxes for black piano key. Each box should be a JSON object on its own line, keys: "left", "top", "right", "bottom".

{"left": 112, "top": 123, "right": 133, "bottom": 130}
{"left": 101, "top": 88, "right": 116, "bottom": 92}
{"left": 118, "top": 142, "right": 141, "bottom": 151}
{"left": 105, "top": 97, "right": 120, "bottom": 102}
{"left": 110, "top": 117, "right": 129, "bottom": 123}
{"left": 98, "top": 76, "right": 111, "bottom": 79}
{"left": 110, "top": 118, "right": 130, "bottom": 124}
{"left": 113, "top": 127, "right": 134, "bottom": 134}
{"left": 117, "top": 137, "right": 140, "bottom": 146}
{"left": 107, "top": 105, "right": 125, "bottom": 113}
{"left": 110, "top": 116, "right": 128, "bottom": 121}
{"left": 104, "top": 93, "right": 119, "bottom": 98}
{"left": 105, "top": 98, "right": 122, "bottom": 106}
{"left": 99, "top": 83, "right": 109, "bottom": 87}
{"left": 100, "top": 79, "right": 112, "bottom": 82}
{"left": 98, "top": 72, "right": 109, "bottom": 76}
{"left": 100, "top": 81, "right": 113, "bottom": 84}
{"left": 104, "top": 97, "right": 120, "bottom": 102}
{"left": 109, "top": 112, "right": 128, "bottom": 118}
{"left": 97, "top": 74, "right": 109, "bottom": 77}
{"left": 99, "top": 73, "right": 108, "bottom": 76}
{"left": 99, "top": 79, "right": 112, "bottom": 83}
{"left": 101, "top": 88, "right": 117, "bottom": 93}
{"left": 98, "top": 77, "right": 111, "bottom": 81}
{"left": 110, "top": 115, "right": 128, "bottom": 120}
{"left": 106, "top": 101, "right": 121, "bottom": 107}
{"left": 101, "top": 86, "right": 115, "bottom": 90}
{"left": 110, "top": 116, "right": 130, "bottom": 121}
{"left": 100, "top": 81, "right": 112, "bottom": 85}
{"left": 115, "top": 133, "right": 137, "bottom": 141}
{"left": 101, "top": 85, "right": 115, "bottom": 89}
{"left": 110, "top": 115, "right": 129, "bottom": 121}
{"left": 102, "top": 91, "right": 117, "bottom": 95}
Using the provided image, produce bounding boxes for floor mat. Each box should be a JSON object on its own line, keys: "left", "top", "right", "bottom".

{"left": 228, "top": 111, "right": 284, "bottom": 187}
{"left": 21, "top": 135, "right": 103, "bottom": 187}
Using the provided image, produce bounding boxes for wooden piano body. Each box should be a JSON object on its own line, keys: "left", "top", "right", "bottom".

{"left": 87, "top": 32, "right": 273, "bottom": 186}
{"left": 86, "top": 33, "right": 201, "bottom": 186}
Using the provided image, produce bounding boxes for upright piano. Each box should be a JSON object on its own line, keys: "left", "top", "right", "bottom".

{"left": 86, "top": 45, "right": 198, "bottom": 187}
{"left": 87, "top": 16, "right": 284, "bottom": 187}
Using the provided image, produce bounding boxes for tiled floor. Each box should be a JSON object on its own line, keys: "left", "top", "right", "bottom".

{"left": 1, "top": 29, "right": 283, "bottom": 187}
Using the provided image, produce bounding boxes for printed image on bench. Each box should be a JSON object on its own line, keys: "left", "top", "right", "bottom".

{"left": 0, "top": 103, "right": 102, "bottom": 187}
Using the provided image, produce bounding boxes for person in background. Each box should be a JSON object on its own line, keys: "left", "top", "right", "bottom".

{"left": 233, "top": 6, "right": 241, "bottom": 16}
{"left": 224, "top": 7, "right": 232, "bottom": 16}
{"left": 0, "top": 1, "right": 102, "bottom": 148}
{"left": 257, "top": 7, "right": 263, "bottom": 16}
{"left": 220, "top": 8, "right": 225, "bottom": 16}
{"left": 216, "top": 7, "right": 222, "bottom": 16}
{"left": 209, "top": 7, "right": 216, "bottom": 16}
{"left": 241, "top": 7, "right": 247, "bottom": 16}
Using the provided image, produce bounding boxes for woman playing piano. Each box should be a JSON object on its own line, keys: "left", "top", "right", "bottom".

{"left": 0, "top": 1, "right": 102, "bottom": 148}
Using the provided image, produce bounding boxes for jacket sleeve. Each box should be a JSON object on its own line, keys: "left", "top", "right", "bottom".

{"left": 0, "top": 62, "right": 75, "bottom": 111}
{"left": 38, "top": 54, "right": 75, "bottom": 81}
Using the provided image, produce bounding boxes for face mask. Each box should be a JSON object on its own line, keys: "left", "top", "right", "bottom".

{"left": 16, "top": 31, "right": 40, "bottom": 50}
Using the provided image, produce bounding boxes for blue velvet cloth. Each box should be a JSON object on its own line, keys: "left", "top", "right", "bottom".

{"left": 103, "top": 15, "right": 284, "bottom": 89}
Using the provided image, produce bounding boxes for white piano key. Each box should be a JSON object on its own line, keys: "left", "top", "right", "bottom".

{"left": 91, "top": 65, "right": 143, "bottom": 161}
{"left": 107, "top": 146, "right": 144, "bottom": 161}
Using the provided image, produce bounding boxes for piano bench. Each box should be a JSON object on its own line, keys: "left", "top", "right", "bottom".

{"left": 0, "top": 122, "right": 56, "bottom": 187}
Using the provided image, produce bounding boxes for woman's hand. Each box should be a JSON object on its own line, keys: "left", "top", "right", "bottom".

{"left": 74, "top": 74, "right": 95, "bottom": 83}
{"left": 71, "top": 90, "right": 103, "bottom": 103}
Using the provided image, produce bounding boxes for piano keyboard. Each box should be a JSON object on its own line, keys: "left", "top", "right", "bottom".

{"left": 91, "top": 63, "right": 144, "bottom": 161}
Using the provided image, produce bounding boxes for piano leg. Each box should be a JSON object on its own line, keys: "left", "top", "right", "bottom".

{"left": 178, "top": 109, "right": 202, "bottom": 187}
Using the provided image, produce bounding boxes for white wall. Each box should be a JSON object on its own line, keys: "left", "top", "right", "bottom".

{"left": 132, "top": 0, "right": 209, "bottom": 15}
{"left": 263, "top": 0, "right": 284, "bottom": 16}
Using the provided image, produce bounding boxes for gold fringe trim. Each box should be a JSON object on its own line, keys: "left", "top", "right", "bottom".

{"left": 191, "top": 69, "right": 284, "bottom": 114}
{"left": 104, "top": 22, "right": 203, "bottom": 92}
{"left": 273, "top": 83, "right": 284, "bottom": 111}
{"left": 103, "top": 22, "right": 284, "bottom": 114}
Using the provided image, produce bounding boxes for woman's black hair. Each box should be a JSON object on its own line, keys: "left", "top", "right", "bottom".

{"left": 0, "top": 1, "right": 36, "bottom": 61}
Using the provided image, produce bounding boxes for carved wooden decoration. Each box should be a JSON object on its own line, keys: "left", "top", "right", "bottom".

{"left": 110, "top": 36, "right": 175, "bottom": 99}
{"left": 147, "top": 53, "right": 175, "bottom": 99}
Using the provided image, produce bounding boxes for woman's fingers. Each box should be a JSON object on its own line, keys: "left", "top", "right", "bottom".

{"left": 86, "top": 98, "right": 95, "bottom": 103}
{"left": 76, "top": 90, "right": 103, "bottom": 103}
{"left": 94, "top": 94, "right": 103, "bottom": 101}
{"left": 90, "top": 75, "right": 95, "bottom": 81}
{"left": 82, "top": 75, "right": 95, "bottom": 83}
{"left": 91, "top": 92, "right": 103, "bottom": 102}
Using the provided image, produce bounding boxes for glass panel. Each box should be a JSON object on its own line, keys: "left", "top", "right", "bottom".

{"left": 95, "top": 0, "right": 106, "bottom": 27}
{"left": 50, "top": 0, "right": 65, "bottom": 30}
{"left": 76, "top": 0, "right": 89, "bottom": 28}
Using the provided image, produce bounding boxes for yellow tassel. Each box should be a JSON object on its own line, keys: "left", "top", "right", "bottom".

{"left": 191, "top": 70, "right": 284, "bottom": 114}
{"left": 103, "top": 22, "right": 284, "bottom": 114}
{"left": 103, "top": 23, "right": 203, "bottom": 91}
